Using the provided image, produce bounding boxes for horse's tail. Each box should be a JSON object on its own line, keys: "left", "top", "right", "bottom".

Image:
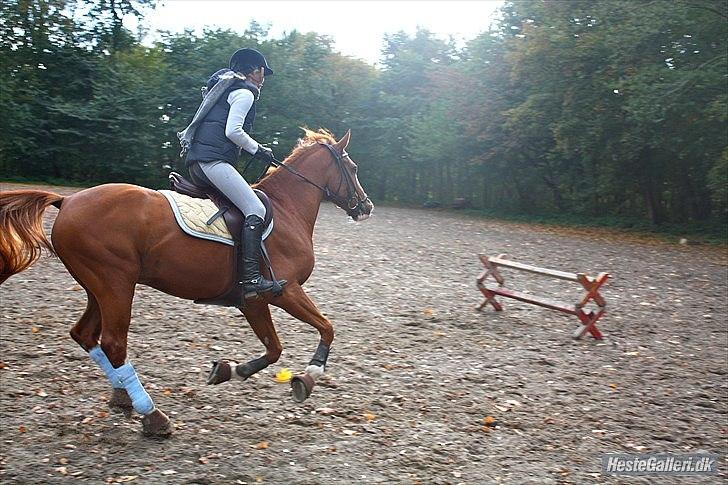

{"left": 0, "top": 190, "right": 64, "bottom": 284}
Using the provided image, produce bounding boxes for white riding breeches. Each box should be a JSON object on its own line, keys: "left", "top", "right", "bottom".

{"left": 197, "top": 160, "right": 266, "bottom": 219}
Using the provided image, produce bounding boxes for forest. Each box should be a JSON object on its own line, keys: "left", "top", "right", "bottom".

{"left": 1, "top": 0, "right": 726, "bottom": 237}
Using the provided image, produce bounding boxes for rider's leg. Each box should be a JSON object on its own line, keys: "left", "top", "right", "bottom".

{"left": 241, "top": 213, "right": 285, "bottom": 297}
{"left": 196, "top": 161, "right": 285, "bottom": 297}
{"left": 197, "top": 160, "right": 266, "bottom": 218}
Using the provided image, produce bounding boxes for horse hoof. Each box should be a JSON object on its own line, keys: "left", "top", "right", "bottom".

{"left": 291, "top": 374, "right": 315, "bottom": 403}
{"left": 108, "top": 388, "right": 133, "bottom": 417}
{"left": 141, "top": 409, "right": 173, "bottom": 437}
{"left": 207, "top": 361, "right": 232, "bottom": 385}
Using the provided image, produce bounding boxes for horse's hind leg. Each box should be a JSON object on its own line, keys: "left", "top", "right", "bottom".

{"left": 62, "top": 264, "right": 171, "bottom": 436}
{"left": 273, "top": 284, "right": 334, "bottom": 402}
{"left": 69, "top": 291, "right": 132, "bottom": 416}
{"left": 69, "top": 291, "right": 102, "bottom": 350}
{"left": 207, "top": 301, "right": 283, "bottom": 385}
{"left": 91, "top": 281, "right": 173, "bottom": 437}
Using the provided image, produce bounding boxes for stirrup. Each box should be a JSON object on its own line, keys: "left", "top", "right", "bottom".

{"left": 243, "top": 277, "right": 287, "bottom": 299}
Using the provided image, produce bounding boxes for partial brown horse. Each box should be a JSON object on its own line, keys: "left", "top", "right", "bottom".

{"left": 0, "top": 128, "right": 373, "bottom": 436}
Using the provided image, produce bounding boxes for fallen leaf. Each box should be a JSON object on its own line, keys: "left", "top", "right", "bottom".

{"left": 483, "top": 416, "right": 496, "bottom": 426}
{"left": 81, "top": 417, "right": 94, "bottom": 424}
{"left": 0, "top": 362, "right": 7, "bottom": 369}
{"left": 97, "top": 411, "right": 109, "bottom": 418}
{"left": 56, "top": 467, "right": 68, "bottom": 475}
{"left": 67, "top": 284, "right": 82, "bottom": 291}
{"left": 59, "top": 458, "right": 69, "bottom": 465}
{"left": 252, "top": 441, "right": 269, "bottom": 449}
{"left": 163, "top": 388, "right": 172, "bottom": 396}
{"left": 423, "top": 308, "right": 434, "bottom": 316}
{"left": 198, "top": 457, "right": 209, "bottom": 464}
{"left": 609, "top": 383, "right": 617, "bottom": 389}
{"left": 18, "top": 425, "right": 26, "bottom": 433}
{"left": 362, "top": 412, "right": 376, "bottom": 422}
{"left": 31, "top": 327, "right": 40, "bottom": 333}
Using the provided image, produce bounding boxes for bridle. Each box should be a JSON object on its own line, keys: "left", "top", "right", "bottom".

{"left": 268, "top": 143, "right": 371, "bottom": 218}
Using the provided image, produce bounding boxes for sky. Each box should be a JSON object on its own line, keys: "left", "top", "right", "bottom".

{"left": 129, "top": 0, "right": 505, "bottom": 65}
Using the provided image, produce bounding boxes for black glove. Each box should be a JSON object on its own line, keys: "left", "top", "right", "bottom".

{"left": 253, "top": 144, "right": 275, "bottom": 163}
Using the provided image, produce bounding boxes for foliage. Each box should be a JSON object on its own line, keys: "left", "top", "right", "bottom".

{"left": 0, "top": 0, "right": 725, "bottom": 236}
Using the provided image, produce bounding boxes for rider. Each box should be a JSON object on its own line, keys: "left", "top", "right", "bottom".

{"left": 183, "top": 48, "right": 286, "bottom": 299}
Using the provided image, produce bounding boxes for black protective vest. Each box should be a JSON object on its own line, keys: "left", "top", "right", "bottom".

{"left": 185, "top": 69, "right": 258, "bottom": 166}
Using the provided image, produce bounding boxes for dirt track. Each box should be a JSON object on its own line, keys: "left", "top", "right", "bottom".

{"left": 1, "top": 183, "right": 726, "bottom": 484}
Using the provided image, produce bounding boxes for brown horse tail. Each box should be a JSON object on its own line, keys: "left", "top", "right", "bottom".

{"left": 0, "top": 190, "right": 64, "bottom": 284}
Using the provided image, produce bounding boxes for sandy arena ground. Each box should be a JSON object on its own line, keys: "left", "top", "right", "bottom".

{"left": 1, "top": 183, "right": 726, "bottom": 484}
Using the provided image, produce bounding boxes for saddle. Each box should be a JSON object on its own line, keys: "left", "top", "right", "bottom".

{"left": 168, "top": 171, "right": 273, "bottom": 239}
{"left": 168, "top": 171, "right": 277, "bottom": 308}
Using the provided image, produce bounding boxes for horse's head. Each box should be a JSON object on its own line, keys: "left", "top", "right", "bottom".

{"left": 269, "top": 128, "right": 374, "bottom": 221}
{"left": 318, "top": 130, "right": 373, "bottom": 221}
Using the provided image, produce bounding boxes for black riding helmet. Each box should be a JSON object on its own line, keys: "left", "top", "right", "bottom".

{"left": 229, "top": 48, "right": 273, "bottom": 76}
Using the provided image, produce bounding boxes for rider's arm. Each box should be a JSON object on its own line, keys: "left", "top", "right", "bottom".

{"left": 225, "top": 89, "right": 259, "bottom": 155}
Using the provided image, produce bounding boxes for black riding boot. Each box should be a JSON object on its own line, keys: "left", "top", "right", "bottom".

{"left": 241, "top": 215, "right": 286, "bottom": 298}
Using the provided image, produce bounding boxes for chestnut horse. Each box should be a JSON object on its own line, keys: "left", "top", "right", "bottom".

{"left": 0, "top": 128, "right": 373, "bottom": 436}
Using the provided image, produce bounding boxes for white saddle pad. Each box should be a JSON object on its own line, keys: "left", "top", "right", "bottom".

{"left": 159, "top": 190, "right": 272, "bottom": 246}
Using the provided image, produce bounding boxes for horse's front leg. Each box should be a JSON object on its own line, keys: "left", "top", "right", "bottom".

{"left": 272, "top": 284, "right": 333, "bottom": 402}
{"left": 206, "top": 301, "right": 283, "bottom": 384}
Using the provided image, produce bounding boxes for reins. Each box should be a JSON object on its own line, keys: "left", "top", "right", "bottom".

{"left": 266, "top": 143, "right": 366, "bottom": 213}
{"left": 269, "top": 152, "right": 331, "bottom": 198}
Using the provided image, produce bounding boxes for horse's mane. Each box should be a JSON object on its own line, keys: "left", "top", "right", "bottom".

{"left": 255, "top": 128, "right": 336, "bottom": 185}
{"left": 289, "top": 127, "right": 337, "bottom": 159}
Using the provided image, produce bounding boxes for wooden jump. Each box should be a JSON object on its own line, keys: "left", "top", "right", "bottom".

{"left": 476, "top": 254, "right": 609, "bottom": 339}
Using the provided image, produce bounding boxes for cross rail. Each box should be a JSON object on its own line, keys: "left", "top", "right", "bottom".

{"left": 476, "top": 254, "right": 609, "bottom": 340}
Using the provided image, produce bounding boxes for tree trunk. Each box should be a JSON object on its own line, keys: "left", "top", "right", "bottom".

{"left": 111, "top": 0, "right": 121, "bottom": 54}
{"left": 444, "top": 161, "right": 453, "bottom": 203}
{"left": 542, "top": 174, "right": 565, "bottom": 212}
{"left": 642, "top": 181, "right": 665, "bottom": 224}
{"left": 638, "top": 147, "right": 665, "bottom": 224}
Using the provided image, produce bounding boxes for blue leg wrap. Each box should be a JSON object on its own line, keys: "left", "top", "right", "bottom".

{"left": 89, "top": 345, "right": 125, "bottom": 389}
{"left": 114, "top": 362, "right": 155, "bottom": 415}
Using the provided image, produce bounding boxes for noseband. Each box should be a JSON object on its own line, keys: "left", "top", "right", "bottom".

{"left": 269, "top": 143, "right": 370, "bottom": 218}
